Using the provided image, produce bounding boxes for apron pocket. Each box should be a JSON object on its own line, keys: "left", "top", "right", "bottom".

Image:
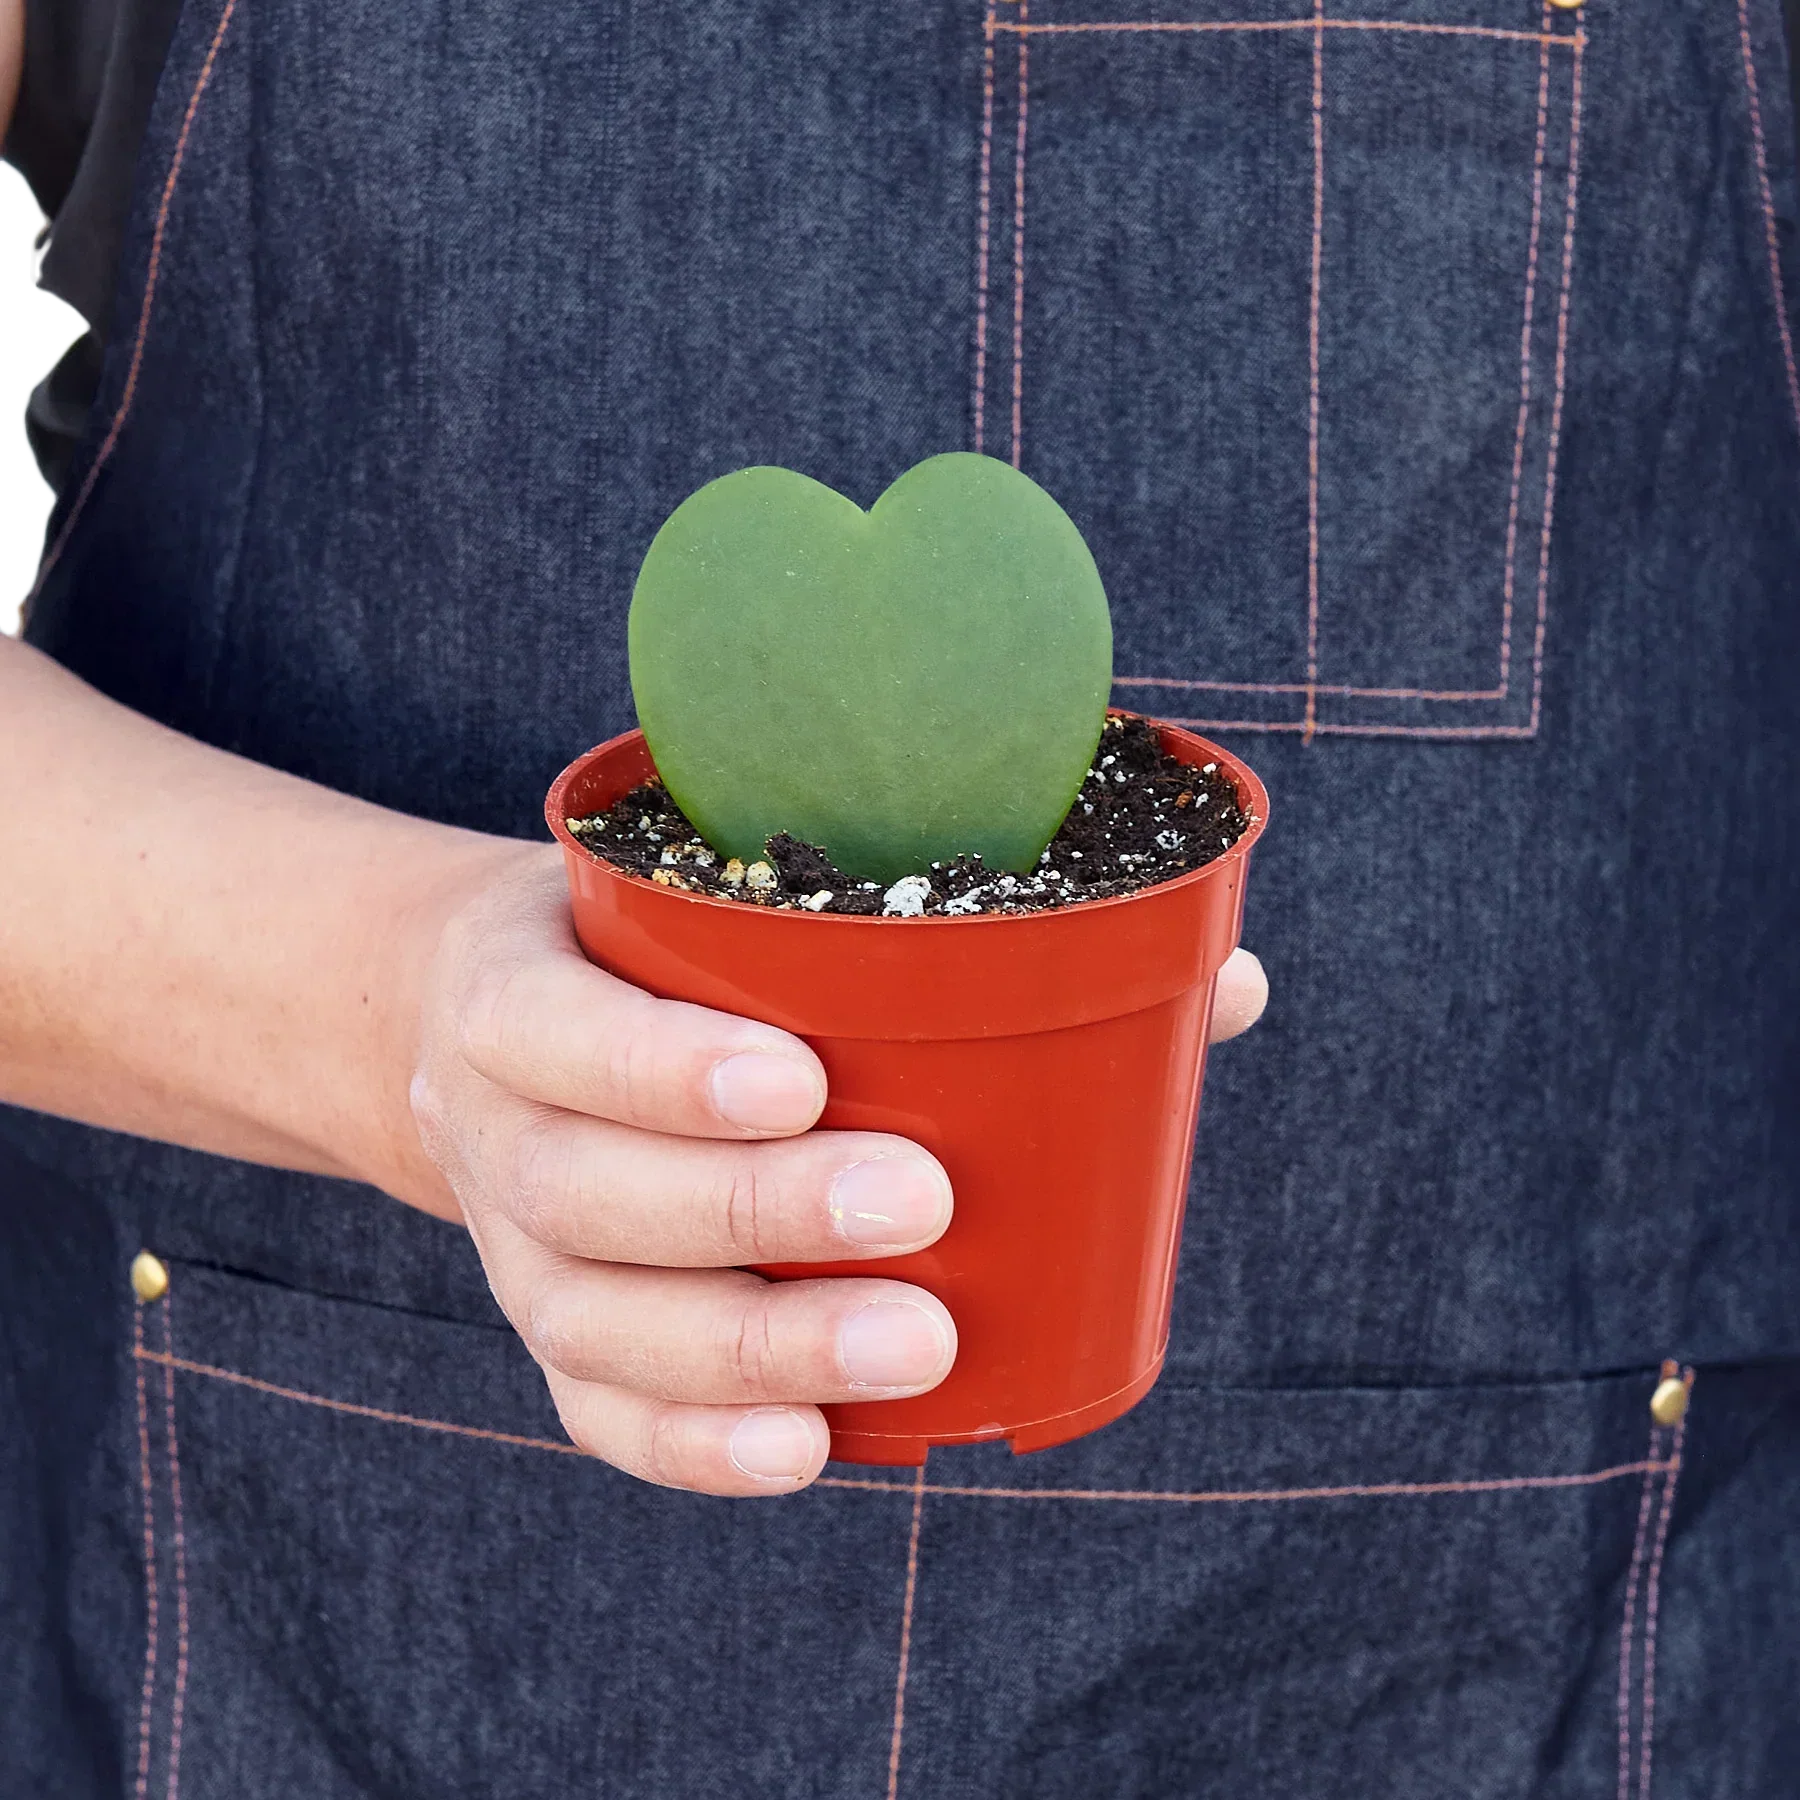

{"left": 995, "top": 2, "right": 1587, "bottom": 740}
{"left": 121, "top": 1257, "right": 1702, "bottom": 1798}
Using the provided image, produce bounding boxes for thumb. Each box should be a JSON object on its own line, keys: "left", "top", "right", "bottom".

{"left": 1209, "top": 947, "right": 1268, "bottom": 1044}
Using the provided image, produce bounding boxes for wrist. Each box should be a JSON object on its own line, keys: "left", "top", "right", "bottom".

{"left": 347, "top": 830, "right": 553, "bottom": 1217}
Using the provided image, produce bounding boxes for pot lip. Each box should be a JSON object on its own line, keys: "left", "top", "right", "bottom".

{"left": 544, "top": 710, "right": 1269, "bottom": 927}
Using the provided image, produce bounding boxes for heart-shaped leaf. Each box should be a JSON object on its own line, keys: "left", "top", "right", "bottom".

{"left": 627, "top": 453, "right": 1113, "bottom": 885}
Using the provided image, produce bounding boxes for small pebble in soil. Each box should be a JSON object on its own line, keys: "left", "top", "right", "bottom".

{"left": 882, "top": 874, "right": 933, "bottom": 918}
{"left": 564, "top": 714, "right": 1250, "bottom": 917}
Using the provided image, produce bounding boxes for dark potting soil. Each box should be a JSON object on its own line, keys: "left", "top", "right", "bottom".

{"left": 564, "top": 714, "right": 1250, "bottom": 917}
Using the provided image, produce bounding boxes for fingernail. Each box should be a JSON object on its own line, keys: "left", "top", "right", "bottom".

{"left": 728, "top": 1408, "right": 817, "bottom": 1480}
{"left": 839, "top": 1302, "right": 952, "bottom": 1392}
{"left": 830, "top": 1157, "right": 952, "bottom": 1249}
{"left": 710, "top": 1053, "right": 822, "bottom": 1132}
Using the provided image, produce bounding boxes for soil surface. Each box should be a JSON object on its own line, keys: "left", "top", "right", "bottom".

{"left": 565, "top": 714, "right": 1250, "bottom": 917}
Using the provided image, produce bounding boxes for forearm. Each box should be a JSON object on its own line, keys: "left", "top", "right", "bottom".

{"left": 0, "top": 635, "right": 530, "bottom": 1215}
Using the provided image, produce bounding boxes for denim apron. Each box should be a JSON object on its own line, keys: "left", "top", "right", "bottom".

{"left": 5, "top": 0, "right": 1799, "bottom": 1793}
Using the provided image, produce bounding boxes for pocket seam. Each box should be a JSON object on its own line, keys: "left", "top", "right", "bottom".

{"left": 132, "top": 1298, "right": 194, "bottom": 1800}
{"left": 1737, "top": 0, "right": 1800, "bottom": 450}
{"left": 992, "top": 7, "right": 1589, "bottom": 739}
{"left": 132, "top": 1292, "right": 1688, "bottom": 1508}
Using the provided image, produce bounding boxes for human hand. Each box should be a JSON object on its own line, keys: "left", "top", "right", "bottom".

{"left": 408, "top": 849, "right": 962, "bottom": 1496}
{"left": 408, "top": 850, "right": 1267, "bottom": 1499}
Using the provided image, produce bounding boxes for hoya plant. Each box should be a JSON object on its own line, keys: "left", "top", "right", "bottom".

{"left": 627, "top": 452, "right": 1113, "bottom": 886}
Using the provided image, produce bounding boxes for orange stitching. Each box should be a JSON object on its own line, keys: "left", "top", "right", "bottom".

{"left": 973, "top": 1, "right": 999, "bottom": 454}
{"left": 136, "top": 1350, "right": 588, "bottom": 1455}
{"left": 1116, "top": 675, "right": 1518, "bottom": 700}
{"left": 1525, "top": 24, "right": 1584, "bottom": 737}
{"left": 1159, "top": 716, "right": 1541, "bottom": 737}
{"left": 1119, "top": 676, "right": 1506, "bottom": 699}
{"left": 1010, "top": 2, "right": 1031, "bottom": 468}
{"left": 158, "top": 1306, "right": 191, "bottom": 1800}
{"left": 1499, "top": 11, "right": 1555, "bottom": 693}
{"left": 1119, "top": 677, "right": 1314, "bottom": 695}
{"left": 28, "top": 0, "right": 242, "bottom": 604}
{"left": 146, "top": 1346, "right": 1678, "bottom": 1504}
{"left": 1636, "top": 1369, "right": 1693, "bottom": 1799}
{"left": 1616, "top": 1423, "right": 1661, "bottom": 1799}
{"left": 884, "top": 1468, "right": 927, "bottom": 1800}
{"left": 1107, "top": 13, "right": 1586, "bottom": 734}
{"left": 984, "top": 2, "right": 1581, "bottom": 727}
{"left": 996, "top": 20, "right": 1581, "bottom": 45}
{"left": 131, "top": 1309, "right": 160, "bottom": 1800}
{"left": 1737, "top": 0, "right": 1800, "bottom": 441}
{"left": 1303, "top": 0, "right": 1325, "bottom": 741}
{"left": 819, "top": 1459, "right": 1673, "bottom": 1503}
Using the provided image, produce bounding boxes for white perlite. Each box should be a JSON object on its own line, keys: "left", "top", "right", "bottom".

{"left": 882, "top": 874, "right": 933, "bottom": 918}
{"left": 802, "top": 890, "right": 834, "bottom": 912}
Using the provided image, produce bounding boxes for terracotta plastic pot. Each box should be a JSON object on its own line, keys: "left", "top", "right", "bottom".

{"left": 546, "top": 716, "right": 1268, "bottom": 1465}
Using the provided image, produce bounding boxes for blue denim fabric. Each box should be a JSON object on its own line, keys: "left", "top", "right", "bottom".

{"left": 5, "top": 0, "right": 1800, "bottom": 1792}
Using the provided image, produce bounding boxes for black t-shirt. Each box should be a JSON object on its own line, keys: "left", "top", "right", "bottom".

{"left": 4, "top": 0, "right": 181, "bottom": 489}
{"left": 8, "top": 0, "right": 1800, "bottom": 492}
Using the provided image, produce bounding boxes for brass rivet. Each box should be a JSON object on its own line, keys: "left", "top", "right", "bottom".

{"left": 1649, "top": 1376, "right": 1688, "bottom": 1427}
{"left": 130, "top": 1251, "right": 169, "bottom": 1304}
{"left": 1549, "top": 0, "right": 1582, "bottom": 11}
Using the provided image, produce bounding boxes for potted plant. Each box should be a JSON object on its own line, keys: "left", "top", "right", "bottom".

{"left": 545, "top": 454, "right": 1268, "bottom": 1466}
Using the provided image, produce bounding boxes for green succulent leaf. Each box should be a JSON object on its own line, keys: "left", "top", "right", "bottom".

{"left": 627, "top": 452, "right": 1113, "bottom": 886}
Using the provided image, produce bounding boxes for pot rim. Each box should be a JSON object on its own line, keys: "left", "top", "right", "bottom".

{"left": 544, "top": 709, "right": 1269, "bottom": 927}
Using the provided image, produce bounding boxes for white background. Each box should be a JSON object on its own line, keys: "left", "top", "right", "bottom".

{"left": 0, "top": 161, "right": 86, "bottom": 635}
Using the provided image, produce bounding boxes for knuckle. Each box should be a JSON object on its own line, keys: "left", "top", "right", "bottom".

{"left": 721, "top": 1294, "right": 783, "bottom": 1399}
{"left": 717, "top": 1160, "right": 770, "bottom": 1259}
{"left": 641, "top": 1400, "right": 699, "bottom": 1489}
{"left": 505, "top": 1112, "right": 575, "bottom": 1241}
{"left": 454, "top": 958, "right": 529, "bottom": 1075}
{"left": 594, "top": 994, "right": 663, "bottom": 1126}
{"left": 522, "top": 1278, "right": 584, "bottom": 1377}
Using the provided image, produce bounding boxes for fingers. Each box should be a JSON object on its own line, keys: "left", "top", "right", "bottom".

{"left": 542, "top": 1371, "right": 832, "bottom": 1496}
{"left": 494, "top": 1226, "right": 956, "bottom": 1405}
{"left": 448, "top": 863, "right": 1261, "bottom": 1154}
{"left": 447, "top": 1087, "right": 953, "bottom": 1266}
{"left": 1209, "top": 947, "right": 1268, "bottom": 1043}
{"left": 488, "top": 1215, "right": 958, "bottom": 1498}
{"left": 421, "top": 860, "right": 1261, "bottom": 1499}
{"left": 455, "top": 908, "right": 826, "bottom": 1140}
{"left": 420, "top": 859, "right": 962, "bottom": 1498}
